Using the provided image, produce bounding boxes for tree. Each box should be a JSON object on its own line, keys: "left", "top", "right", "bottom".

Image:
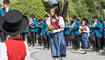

{"left": 10, "top": 0, "right": 105, "bottom": 21}
{"left": 67, "top": 0, "right": 105, "bottom": 22}
{"left": 10, "top": 0, "right": 48, "bottom": 20}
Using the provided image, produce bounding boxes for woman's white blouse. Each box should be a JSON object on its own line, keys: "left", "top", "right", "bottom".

{"left": 46, "top": 17, "right": 65, "bottom": 28}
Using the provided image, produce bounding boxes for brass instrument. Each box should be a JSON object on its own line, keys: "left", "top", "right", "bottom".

{"left": 69, "top": 21, "right": 76, "bottom": 32}
{"left": 30, "top": 25, "right": 35, "bottom": 28}
{"left": 29, "top": 19, "right": 35, "bottom": 28}
{"left": 69, "top": 27, "right": 72, "bottom": 32}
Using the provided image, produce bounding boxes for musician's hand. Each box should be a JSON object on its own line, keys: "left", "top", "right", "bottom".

{"left": 29, "top": 23, "right": 32, "bottom": 25}
{"left": 93, "top": 22, "right": 97, "bottom": 27}
{"left": 41, "top": 33, "right": 42, "bottom": 36}
{"left": 36, "top": 24, "right": 38, "bottom": 27}
{"left": 72, "top": 23, "right": 75, "bottom": 26}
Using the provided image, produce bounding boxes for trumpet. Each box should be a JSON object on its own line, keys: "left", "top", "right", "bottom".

{"left": 69, "top": 27, "right": 72, "bottom": 32}
{"left": 69, "top": 21, "right": 76, "bottom": 32}
{"left": 29, "top": 25, "right": 35, "bottom": 28}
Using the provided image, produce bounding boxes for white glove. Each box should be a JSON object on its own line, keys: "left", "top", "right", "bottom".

{"left": 53, "top": 30, "right": 60, "bottom": 33}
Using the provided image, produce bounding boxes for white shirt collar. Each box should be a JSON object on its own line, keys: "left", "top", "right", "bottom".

{"left": 5, "top": 7, "right": 9, "bottom": 12}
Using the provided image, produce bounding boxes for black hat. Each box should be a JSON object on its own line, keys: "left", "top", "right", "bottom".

{"left": 73, "top": 15, "right": 77, "bottom": 19}
{"left": 3, "top": 0, "right": 10, "bottom": 3}
{"left": 44, "top": 14, "right": 49, "bottom": 17}
{"left": 82, "top": 18, "right": 88, "bottom": 25}
{"left": 0, "top": 10, "right": 29, "bottom": 35}
{"left": 94, "top": 15, "right": 98, "bottom": 19}
{"left": 30, "top": 14, "right": 35, "bottom": 18}
{"left": 38, "top": 18, "right": 43, "bottom": 22}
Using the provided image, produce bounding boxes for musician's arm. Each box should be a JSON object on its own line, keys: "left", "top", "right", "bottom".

{"left": 90, "top": 22, "right": 95, "bottom": 29}
{"left": 72, "top": 21, "right": 81, "bottom": 31}
{"left": 96, "top": 21, "right": 103, "bottom": 30}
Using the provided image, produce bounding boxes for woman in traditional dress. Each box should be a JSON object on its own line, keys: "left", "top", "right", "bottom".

{"left": 46, "top": 6, "right": 66, "bottom": 60}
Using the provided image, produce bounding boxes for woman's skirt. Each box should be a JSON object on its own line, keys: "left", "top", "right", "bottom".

{"left": 81, "top": 33, "right": 89, "bottom": 48}
{"left": 49, "top": 32, "right": 66, "bottom": 57}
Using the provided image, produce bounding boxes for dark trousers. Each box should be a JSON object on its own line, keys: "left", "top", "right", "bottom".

{"left": 72, "top": 35, "right": 81, "bottom": 50}
{"left": 27, "top": 31, "right": 35, "bottom": 46}
{"left": 21, "top": 33, "right": 27, "bottom": 41}
{"left": 46, "top": 35, "right": 50, "bottom": 49}
{"left": 101, "top": 37, "right": 104, "bottom": 50}
{"left": 0, "top": 32, "right": 7, "bottom": 42}
{"left": 38, "top": 33, "right": 49, "bottom": 48}
{"left": 65, "top": 35, "right": 71, "bottom": 46}
{"left": 42, "top": 34, "right": 49, "bottom": 48}
{"left": 38, "top": 33, "right": 43, "bottom": 46}
{"left": 31, "top": 32, "right": 37, "bottom": 44}
{"left": 91, "top": 35, "right": 101, "bottom": 51}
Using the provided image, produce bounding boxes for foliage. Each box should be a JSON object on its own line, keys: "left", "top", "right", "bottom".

{"left": 9, "top": 0, "right": 105, "bottom": 22}
{"left": 10, "top": 0, "right": 48, "bottom": 20}
{"left": 0, "top": 3, "right": 2, "bottom": 7}
{"left": 67, "top": 0, "right": 105, "bottom": 22}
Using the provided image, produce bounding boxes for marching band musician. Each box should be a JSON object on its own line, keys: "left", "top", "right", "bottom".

{"left": 44, "top": 14, "right": 50, "bottom": 49}
{"left": 64, "top": 20, "right": 71, "bottom": 46}
{"left": 0, "top": 0, "right": 12, "bottom": 42}
{"left": 103, "top": 21, "right": 105, "bottom": 48}
{"left": 37, "top": 19, "right": 44, "bottom": 46}
{"left": 90, "top": 16, "right": 103, "bottom": 52}
{"left": 70, "top": 16, "right": 81, "bottom": 50}
{"left": 28, "top": 14, "right": 38, "bottom": 47}
{"left": 100, "top": 20, "right": 105, "bottom": 50}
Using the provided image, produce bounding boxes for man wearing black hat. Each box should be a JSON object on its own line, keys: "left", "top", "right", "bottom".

{"left": 0, "top": 0, "right": 11, "bottom": 17}
{"left": 90, "top": 16, "right": 103, "bottom": 52}
{"left": 0, "top": 10, "right": 29, "bottom": 60}
{"left": 70, "top": 15, "right": 81, "bottom": 50}
{"left": 28, "top": 14, "right": 38, "bottom": 47}
{"left": 0, "top": 0, "right": 12, "bottom": 42}
{"left": 44, "top": 14, "right": 50, "bottom": 49}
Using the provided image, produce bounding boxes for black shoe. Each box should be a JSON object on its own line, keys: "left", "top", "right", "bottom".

{"left": 66, "top": 44, "right": 68, "bottom": 47}
{"left": 43, "top": 46, "right": 46, "bottom": 49}
{"left": 32, "top": 44, "right": 35, "bottom": 47}
{"left": 96, "top": 49, "right": 100, "bottom": 52}
{"left": 70, "top": 43, "right": 72, "bottom": 46}
{"left": 92, "top": 48, "right": 96, "bottom": 52}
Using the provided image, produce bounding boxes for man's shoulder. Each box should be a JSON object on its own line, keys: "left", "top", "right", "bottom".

{"left": 0, "top": 8, "right": 3, "bottom": 11}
